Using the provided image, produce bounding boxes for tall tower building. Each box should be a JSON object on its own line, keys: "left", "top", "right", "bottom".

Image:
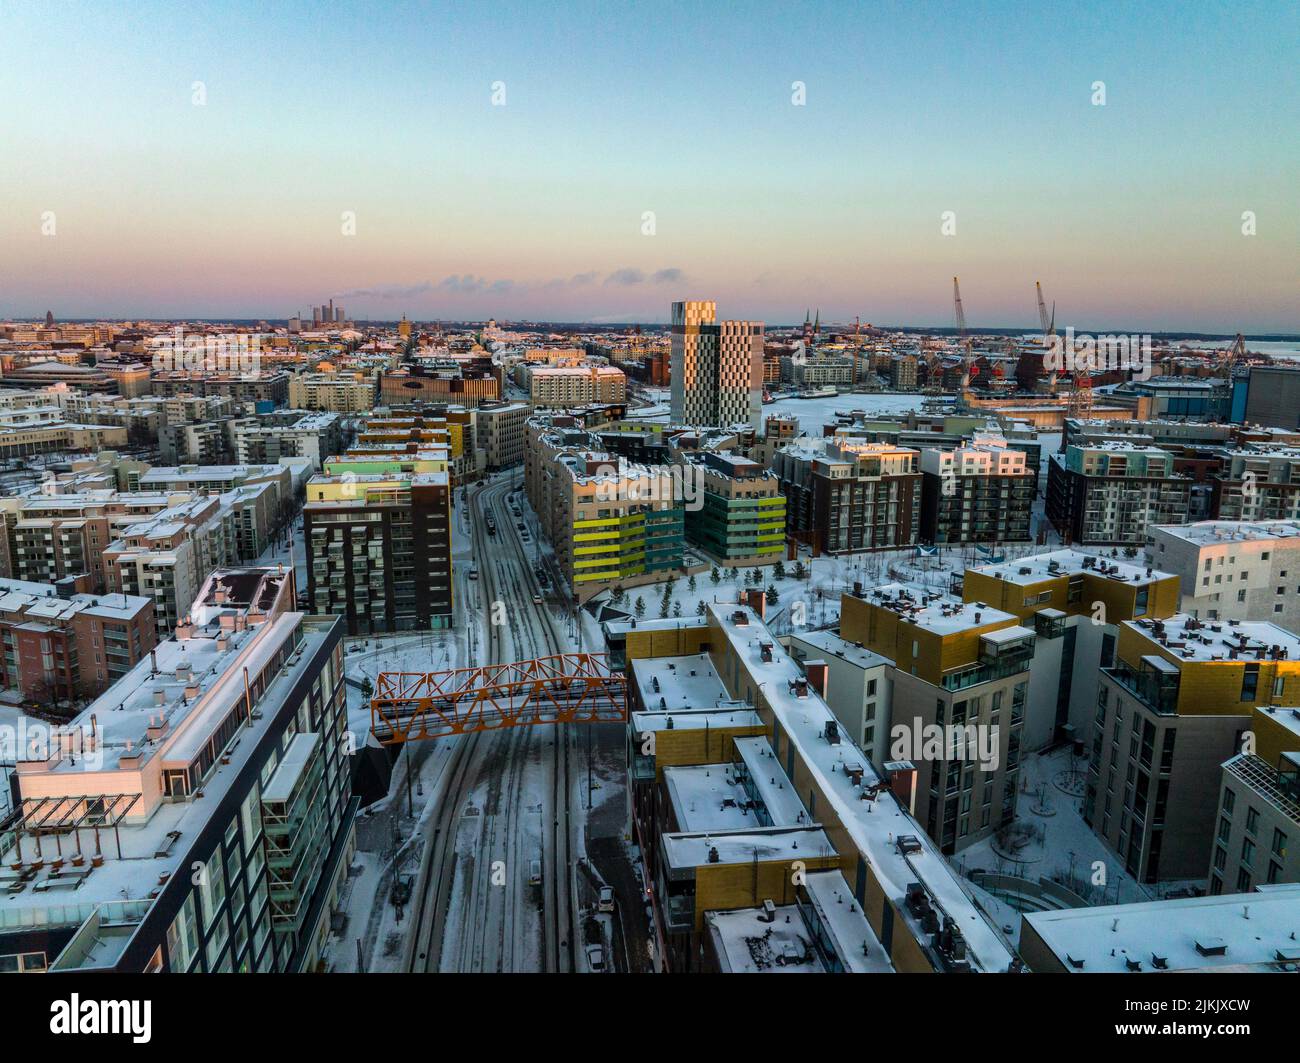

{"left": 669, "top": 300, "right": 763, "bottom": 430}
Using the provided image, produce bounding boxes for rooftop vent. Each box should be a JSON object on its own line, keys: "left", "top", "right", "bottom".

{"left": 1194, "top": 937, "right": 1227, "bottom": 957}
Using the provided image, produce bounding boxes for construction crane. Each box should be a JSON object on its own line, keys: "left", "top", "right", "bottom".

{"left": 1217, "top": 332, "right": 1247, "bottom": 377}
{"left": 953, "top": 276, "right": 975, "bottom": 389}
{"left": 1037, "top": 281, "right": 1058, "bottom": 393}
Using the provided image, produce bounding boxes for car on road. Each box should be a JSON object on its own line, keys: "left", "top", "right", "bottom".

{"left": 597, "top": 886, "right": 615, "bottom": 913}
{"left": 528, "top": 859, "right": 541, "bottom": 886}
{"left": 532, "top": 594, "right": 544, "bottom": 605}
{"left": 516, "top": 521, "right": 526, "bottom": 530}
{"left": 468, "top": 565, "right": 478, "bottom": 580}
{"left": 585, "top": 944, "right": 605, "bottom": 972}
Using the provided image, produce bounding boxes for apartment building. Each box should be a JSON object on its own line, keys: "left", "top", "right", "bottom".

{"left": 771, "top": 438, "right": 922, "bottom": 554}
{"left": 0, "top": 492, "right": 178, "bottom": 591}
{"left": 787, "top": 629, "right": 893, "bottom": 772}
{"left": 135, "top": 464, "right": 293, "bottom": 555}
{"left": 517, "top": 364, "right": 627, "bottom": 407}
{"left": 0, "top": 576, "right": 154, "bottom": 703}
{"left": 888, "top": 354, "right": 918, "bottom": 390}
{"left": 303, "top": 470, "right": 453, "bottom": 633}
{"left": 150, "top": 369, "right": 291, "bottom": 406}
{"left": 684, "top": 452, "right": 786, "bottom": 566}
{"left": 918, "top": 439, "right": 1035, "bottom": 545}
{"left": 792, "top": 357, "right": 854, "bottom": 388}
{"left": 617, "top": 601, "right": 1018, "bottom": 974}
{"left": 669, "top": 300, "right": 764, "bottom": 430}
{"left": 1086, "top": 614, "right": 1300, "bottom": 882}
{"left": 159, "top": 420, "right": 231, "bottom": 465}
{"left": 228, "top": 411, "right": 346, "bottom": 471}
{"left": 474, "top": 400, "right": 530, "bottom": 470}
{"left": 1146, "top": 520, "right": 1300, "bottom": 625}
{"left": 1213, "top": 449, "right": 1300, "bottom": 522}
{"left": 839, "top": 583, "right": 1032, "bottom": 853}
{"left": 553, "top": 455, "right": 686, "bottom": 600}
{"left": 356, "top": 407, "right": 480, "bottom": 484}
{"left": 1046, "top": 443, "right": 1192, "bottom": 545}
{"left": 1019, "top": 885, "right": 1300, "bottom": 973}
{"left": 1210, "top": 705, "right": 1300, "bottom": 895}
{"left": 287, "top": 371, "right": 377, "bottom": 413}
{"left": 103, "top": 495, "right": 239, "bottom": 639}
{"left": 378, "top": 366, "right": 499, "bottom": 407}
{"left": 0, "top": 568, "right": 356, "bottom": 973}
{"left": 962, "top": 550, "right": 1182, "bottom": 753}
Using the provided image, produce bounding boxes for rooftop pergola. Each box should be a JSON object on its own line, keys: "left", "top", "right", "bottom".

{"left": 10, "top": 792, "right": 143, "bottom": 863}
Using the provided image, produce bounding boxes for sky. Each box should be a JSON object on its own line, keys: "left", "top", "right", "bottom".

{"left": 1, "top": 0, "right": 1296, "bottom": 331}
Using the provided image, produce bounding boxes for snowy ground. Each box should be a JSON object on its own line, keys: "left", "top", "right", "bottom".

{"left": 763, "top": 392, "right": 933, "bottom": 434}
{"left": 950, "top": 745, "right": 1161, "bottom": 941}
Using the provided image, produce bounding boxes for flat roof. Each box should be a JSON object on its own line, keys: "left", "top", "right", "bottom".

{"left": 788, "top": 629, "right": 893, "bottom": 670}
{"left": 706, "top": 601, "right": 1016, "bottom": 972}
{"left": 662, "top": 826, "right": 835, "bottom": 870}
{"left": 629, "top": 653, "right": 730, "bottom": 711}
{"left": 1127, "top": 614, "right": 1300, "bottom": 663}
{"left": 1023, "top": 885, "right": 1300, "bottom": 972}
{"left": 971, "top": 548, "right": 1170, "bottom": 587}
{"left": 664, "top": 764, "right": 762, "bottom": 832}
{"left": 860, "top": 582, "right": 1017, "bottom": 636}
{"left": 1151, "top": 520, "right": 1300, "bottom": 547}
{"left": 706, "top": 905, "right": 826, "bottom": 973}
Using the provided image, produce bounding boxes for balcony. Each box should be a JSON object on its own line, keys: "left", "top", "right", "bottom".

{"left": 1106, "top": 658, "right": 1180, "bottom": 716}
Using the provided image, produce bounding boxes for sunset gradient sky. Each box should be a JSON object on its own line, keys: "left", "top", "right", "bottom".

{"left": 1, "top": 0, "right": 1296, "bottom": 330}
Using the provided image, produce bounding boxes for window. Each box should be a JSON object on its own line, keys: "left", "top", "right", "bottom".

{"left": 1241, "top": 665, "right": 1259, "bottom": 702}
{"left": 1272, "top": 828, "right": 1287, "bottom": 857}
{"left": 1241, "top": 838, "right": 1255, "bottom": 867}
{"left": 1223, "top": 788, "right": 1236, "bottom": 814}
{"left": 1246, "top": 807, "right": 1260, "bottom": 834}
{"left": 166, "top": 894, "right": 200, "bottom": 972}
{"left": 198, "top": 853, "right": 226, "bottom": 930}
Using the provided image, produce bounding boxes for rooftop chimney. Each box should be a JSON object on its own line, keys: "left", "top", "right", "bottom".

{"left": 804, "top": 660, "right": 829, "bottom": 700}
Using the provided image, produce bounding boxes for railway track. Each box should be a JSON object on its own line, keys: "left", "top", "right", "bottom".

{"left": 403, "top": 477, "right": 580, "bottom": 972}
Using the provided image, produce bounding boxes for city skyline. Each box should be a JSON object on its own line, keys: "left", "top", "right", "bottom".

{"left": 1, "top": 0, "right": 1296, "bottom": 330}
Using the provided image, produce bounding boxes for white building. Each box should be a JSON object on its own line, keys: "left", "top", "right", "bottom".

{"left": 1146, "top": 520, "right": 1300, "bottom": 627}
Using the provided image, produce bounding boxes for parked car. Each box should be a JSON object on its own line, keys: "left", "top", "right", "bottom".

{"left": 528, "top": 859, "right": 542, "bottom": 886}
{"left": 585, "top": 944, "right": 605, "bottom": 972}
{"left": 468, "top": 565, "right": 478, "bottom": 580}
{"left": 532, "top": 594, "right": 544, "bottom": 606}
{"left": 597, "top": 886, "right": 615, "bottom": 913}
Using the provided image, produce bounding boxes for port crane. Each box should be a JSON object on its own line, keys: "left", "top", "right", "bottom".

{"left": 1037, "top": 280, "right": 1058, "bottom": 393}
{"left": 953, "top": 277, "right": 976, "bottom": 389}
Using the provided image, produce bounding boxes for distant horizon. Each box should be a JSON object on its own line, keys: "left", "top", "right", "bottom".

{"left": 6, "top": 313, "right": 1298, "bottom": 343}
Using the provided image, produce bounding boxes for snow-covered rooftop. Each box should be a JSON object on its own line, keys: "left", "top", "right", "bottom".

{"left": 971, "top": 548, "right": 1169, "bottom": 587}
{"left": 1151, "top": 520, "right": 1300, "bottom": 547}
{"left": 630, "top": 653, "right": 730, "bottom": 711}
{"left": 706, "top": 601, "right": 1016, "bottom": 972}
{"left": 1126, "top": 614, "right": 1300, "bottom": 664}
{"left": 1023, "top": 885, "right": 1300, "bottom": 973}
{"left": 858, "top": 582, "right": 1017, "bottom": 636}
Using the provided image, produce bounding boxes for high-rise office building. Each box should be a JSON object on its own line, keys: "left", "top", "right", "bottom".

{"left": 669, "top": 300, "right": 763, "bottom": 430}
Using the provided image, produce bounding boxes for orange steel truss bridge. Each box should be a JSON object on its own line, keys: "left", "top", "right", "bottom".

{"left": 370, "top": 652, "right": 626, "bottom": 744}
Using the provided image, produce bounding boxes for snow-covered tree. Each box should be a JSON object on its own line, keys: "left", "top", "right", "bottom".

{"left": 634, "top": 596, "right": 646, "bottom": 618}
{"left": 766, "top": 584, "right": 779, "bottom": 605}
{"left": 709, "top": 566, "right": 721, "bottom": 585}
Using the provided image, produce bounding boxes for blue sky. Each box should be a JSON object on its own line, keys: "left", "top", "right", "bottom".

{"left": 1, "top": 0, "right": 1296, "bottom": 330}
